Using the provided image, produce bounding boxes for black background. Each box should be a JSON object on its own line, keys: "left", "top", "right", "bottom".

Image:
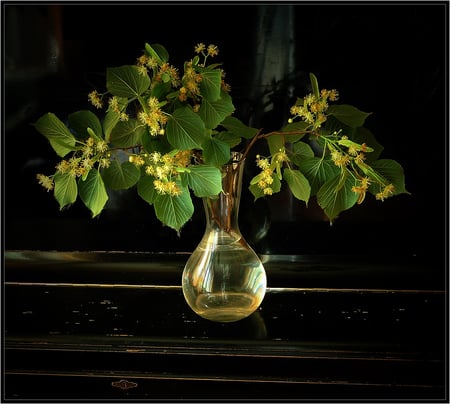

{"left": 3, "top": 2, "right": 448, "bottom": 267}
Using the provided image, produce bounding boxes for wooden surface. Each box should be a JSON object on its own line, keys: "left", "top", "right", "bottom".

{"left": 3, "top": 251, "right": 447, "bottom": 401}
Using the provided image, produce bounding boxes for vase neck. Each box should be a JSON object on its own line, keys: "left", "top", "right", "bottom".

{"left": 203, "top": 156, "right": 245, "bottom": 234}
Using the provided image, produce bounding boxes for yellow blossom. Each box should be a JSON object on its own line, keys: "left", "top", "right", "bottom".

{"left": 256, "top": 155, "right": 270, "bottom": 170}
{"left": 76, "top": 166, "right": 87, "bottom": 177}
{"left": 207, "top": 44, "right": 219, "bottom": 57}
{"left": 108, "top": 97, "right": 120, "bottom": 113}
{"left": 99, "top": 158, "right": 111, "bottom": 168}
{"left": 174, "top": 150, "right": 192, "bottom": 167}
{"left": 331, "top": 151, "right": 350, "bottom": 167}
{"left": 96, "top": 140, "right": 108, "bottom": 153}
{"left": 137, "top": 54, "right": 149, "bottom": 66}
{"left": 146, "top": 57, "right": 158, "bottom": 69}
{"left": 119, "top": 112, "right": 129, "bottom": 121}
{"left": 145, "top": 165, "right": 155, "bottom": 176}
{"left": 153, "top": 179, "right": 165, "bottom": 193}
{"left": 137, "top": 65, "right": 148, "bottom": 76}
{"left": 355, "top": 153, "right": 366, "bottom": 164}
{"left": 376, "top": 184, "right": 395, "bottom": 201}
{"left": 150, "top": 152, "right": 161, "bottom": 163}
{"left": 194, "top": 43, "right": 206, "bottom": 53}
{"left": 178, "top": 87, "right": 188, "bottom": 102}
{"left": 329, "top": 89, "right": 339, "bottom": 101}
{"left": 56, "top": 160, "right": 70, "bottom": 174}
{"left": 82, "top": 144, "right": 94, "bottom": 157}
{"left": 36, "top": 174, "right": 54, "bottom": 191}
{"left": 88, "top": 90, "right": 103, "bottom": 109}
{"left": 81, "top": 158, "right": 94, "bottom": 170}
{"left": 348, "top": 145, "right": 358, "bottom": 156}
{"left": 360, "top": 176, "right": 371, "bottom": 189}
{"left": 351, "top": 177, "right": 370, "bottom": 204}
{"left": 129, "top": 155, "right": 145, "bottom": 167}
{"left": 147, "top": 97, "right": 160, "bottom": 110}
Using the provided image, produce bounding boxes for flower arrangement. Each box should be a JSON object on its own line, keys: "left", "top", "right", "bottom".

{"left": 34, "top": 41, "right": 408, "bottom": 233}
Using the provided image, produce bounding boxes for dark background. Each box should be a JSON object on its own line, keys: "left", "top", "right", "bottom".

{"left": 3, "top": 2, "right": 448, "bottom": 267}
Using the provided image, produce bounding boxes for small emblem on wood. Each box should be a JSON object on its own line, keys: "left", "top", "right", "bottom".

{"left": 111, "top": 379, "right": 138, "bottom": 390}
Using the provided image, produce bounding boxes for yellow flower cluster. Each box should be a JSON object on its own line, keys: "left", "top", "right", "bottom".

{"left": 376, "top": 183, "right": 395, "bottom": 201}
{"left": 330, "top": 150, "right": 351, "bottom": 168}
{"left": 255, "top": 155, "right": 275, "bottom": 195}
{"left": 131, "top": 150, "right": 192, "bottom": 197}
{"left": 194, "top": 43, "right": 219, "bottom": 58}
{"left": 36, "top": 173, "right": 54, "bottom": 191}
{"left": 88, "top": 90, "right": 103, "bottom": 109}
{"left": 136, "top": 55, "right": 180, "bottom": 88}
{"left": 155, "top": 62, "right": 180, "bottom": 87}
{"left": 138, "top": 97, "right": 168, "bottom": 136}
{"left": 289, "top": 88, "right": 339, "bottom": 129}
{"left": 108, "top": 97, "right": 129, "bottom": 122}
{"left": 36, "top": 137, "right": 111, "bottom": 190}
{"left": 179, "top": 61, "right": 203, "bottom": 101}
{"left": 351, "top": 176, "right": 371, "bottom": 204}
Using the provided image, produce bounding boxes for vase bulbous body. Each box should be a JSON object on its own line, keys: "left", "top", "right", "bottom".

{"left": 182, "top": 153, "right": 267, "bottom": 322}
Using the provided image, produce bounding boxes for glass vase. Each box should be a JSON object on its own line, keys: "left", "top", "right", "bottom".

{"left": 182, "top": 152, "right": 267, "bottom": 322}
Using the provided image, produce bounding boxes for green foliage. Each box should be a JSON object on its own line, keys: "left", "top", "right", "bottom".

{"left": 110, "top": 120, "right": 146, "bottom": 148}
{"left": 78, "top": 169, "right": 108, "bottom": 218}
{"left": 166, "top": 107, "right": 207, "bottom": 149}
{"left": 283, "top": 168, "right": 311, "bottom": 204}
{"left": 34, "top": 42, "right": 408, "bottom": 232}
{"left": 34, "top": 113, "right": 77, "bottom": 157}
{"left": 106, "top": 66, "right": 150, "bottom": 98}
{"left": 184, "top": 166, "right": 223, "bottom": 197}
{"left": 153, "top": 184, "right": 194, "bottom": 232}
{"left": 317, "top": 173, "right": 359, "bottom": 222}
{"left": 327, "top": 104, "right": 372, "bottom": 128}
{"left": 53, "top": 172, "right": 78, "bottom": 209}
{"left": 102, "top": 160, "right": 140, "bottom": 190}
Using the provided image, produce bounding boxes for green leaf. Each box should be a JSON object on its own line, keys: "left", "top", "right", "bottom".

{"left": 297, "top": 157, "right": 340, "bottom": 195}
{"left": 267, "top": 135, "right": 285, "bottom": 156}
{"left": 154, "top": 186, "right": 194, "bottom": 231}
{"left": 369, "top": 159, "right": 409, "bottom": 195}
{"left": 34, "top": 113, "right": 77, "bottom": 157}
{"left": 199, "top": 69, "right": 222, "bottom": 101}
{"left": 68, "top": 110, "right": 103, "bottom": 140}
{"left": 214, "top": 131, "right": 242, "bottom": 148}
{"left": 309, "top": 72, "right": 320, "bottom": 99}
{"left": 110, "top": 119, "right": 146, "bottom": 148}
{"left": 291, "top": 141, "right": 315, "bottom": 166}
{"left": 283, "top": 168, "right": 311, "bottom": 204}
{"left": 202, "top": 137, "right": 231, "bottom": 167}
{"left": 101, "top": 160, "right": 140, "bottom": 190}
{"left": 137, "top": 175, "right": 157, "bottom": 205}
{"left": 106, "top": 66, "right": 150, "bottom": 98}
{"left": 78, "top": 169, "right": 108, "bottom": 217}
{"left": 220, "top": 116, "right": 259, "bottom": 140}
{"left": 281, "top": 120, "right": 310, "bottom": 142}
{"left": 166, "top": 107, "right": 207, "bottom": 149}
{"left": 317, "top": 172, "right": 358, "bottom": 223}
{"left": 103, "top": 110, "right": 120, "bottom": 143}
{"left": 327, "top": 104, "right": 372, "bottom": 128}
{"left": 142, "top": 132, "right": 173, "bottom": 155}
{"left": 198, "top": 91, "right": 235, "bottom": 129}
{"left": 103, "top": 97, "right": 128, "bottom": 142}
{"left": 53, "top": 172, "right": 78, "bottom": 210}
{"left": 145, "top": 43, "right": 169, "bottom": 63}
{"left": 185, "top": 165, "right": 222, "bottom": 197}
